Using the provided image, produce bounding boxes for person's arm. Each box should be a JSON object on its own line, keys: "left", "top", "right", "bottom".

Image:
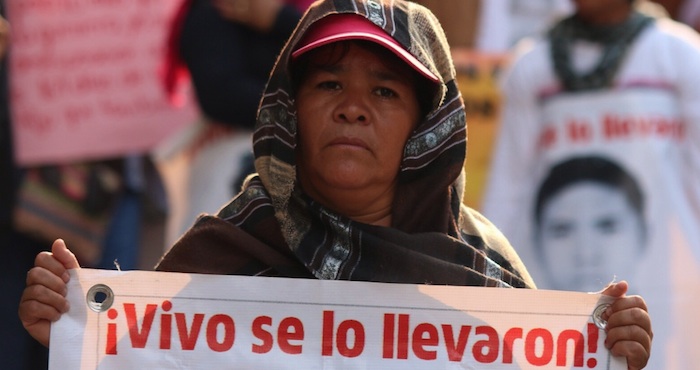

{"left": 18, "top": 239, "right": 80, "bottom": 347}
{"left": 181, "top": 0, "right": 302, "bottom": 127}
{"left": 210, "top": 0, "right": 302, "bottom": 44}
{"left": 600, "top": 281, "right": 653, "bottom": 370}
{"left": 211, "top": 0, "right": 291, "bottom": 33}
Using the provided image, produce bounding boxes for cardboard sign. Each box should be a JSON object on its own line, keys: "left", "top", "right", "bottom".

{"left": 8, "top": 0, "right": 196, "bottom": 165}
{"left": 50, "top": 269, "right": 626, "bottom": 369}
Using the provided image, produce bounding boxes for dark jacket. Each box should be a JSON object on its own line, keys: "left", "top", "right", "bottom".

{"left": 179, "top": 0, "right": 302, "bottom": 128}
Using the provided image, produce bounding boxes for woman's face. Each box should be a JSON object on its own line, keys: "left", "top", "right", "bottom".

{"left": 537, "top": 181, "right": 645, "bottom": 292}
{"left": 294, "top": 42, "right": 421, "bottom": 212}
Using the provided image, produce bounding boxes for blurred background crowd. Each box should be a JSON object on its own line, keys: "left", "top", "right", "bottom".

{"left": 1, "top": 0, "right": 698, "bottom": 369}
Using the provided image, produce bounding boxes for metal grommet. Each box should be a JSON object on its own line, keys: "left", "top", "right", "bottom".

{"left": 86, "top": 284, "right": 114, "bottom": 313}
{"left": 592, "top": 303, "right": 610, "bottom": 330}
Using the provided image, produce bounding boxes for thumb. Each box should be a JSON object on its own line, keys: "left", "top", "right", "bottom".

{"left": 52, "top": 239, "right": 81, "bottom": 270}
{"left": 600, "top": 280, "right": 628, "bottom": 298}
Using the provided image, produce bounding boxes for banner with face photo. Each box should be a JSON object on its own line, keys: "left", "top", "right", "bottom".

{"left": 49, "top": 269, "right": 627, "bottom": 370}
{"left": 500, "top": 87, "right": 700, "bottom": 368}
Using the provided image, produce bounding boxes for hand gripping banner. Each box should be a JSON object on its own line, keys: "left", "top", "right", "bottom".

{"left": 49, "top": 269, "right": 626, "bottom": 369}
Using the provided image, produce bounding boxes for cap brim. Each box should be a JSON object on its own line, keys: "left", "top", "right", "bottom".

{"left": 292, "top": 15, "right": 439, "bottom": 83}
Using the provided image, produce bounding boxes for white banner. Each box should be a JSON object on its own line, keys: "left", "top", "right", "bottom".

{"left": 50, "top": 269, "right": 626, "bottom": 369}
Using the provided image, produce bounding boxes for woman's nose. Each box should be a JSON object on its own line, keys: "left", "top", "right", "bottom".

{"left": 334, "top": 93, "right": 368, "bottom": 124}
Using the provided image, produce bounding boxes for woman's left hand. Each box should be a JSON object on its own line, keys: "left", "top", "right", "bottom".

{"left": 600, "top": 281, "right": 653, "bottom": 370}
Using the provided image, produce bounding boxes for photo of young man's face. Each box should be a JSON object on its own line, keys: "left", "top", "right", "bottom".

{"left": 537, "top": 181, "right": 646, "bottom": 292}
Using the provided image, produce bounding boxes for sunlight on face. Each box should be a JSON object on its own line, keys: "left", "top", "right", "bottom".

{"left": 294, "top": 42, "right": 421, "bottom": 210}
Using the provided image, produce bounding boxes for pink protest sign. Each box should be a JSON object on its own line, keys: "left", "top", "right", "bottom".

{"left": 8, "top": 0, "right": 196, "bottom": 165}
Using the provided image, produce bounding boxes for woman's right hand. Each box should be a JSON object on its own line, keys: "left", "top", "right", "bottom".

{"left": 18, "top": 239, "right": 80, "bottom": 347}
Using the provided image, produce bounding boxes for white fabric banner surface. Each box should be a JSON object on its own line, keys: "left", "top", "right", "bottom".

{"left": 49, "top": 269, "right": 626, "bottom": 370}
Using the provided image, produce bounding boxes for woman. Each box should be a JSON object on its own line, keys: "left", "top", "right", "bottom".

{"left": 19, "top": 1, "right": 653, "bottom": 368}
{"left": 156, "top": 6, "right": 533, "bottom": 288}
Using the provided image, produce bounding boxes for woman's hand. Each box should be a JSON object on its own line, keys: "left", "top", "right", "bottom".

{"left": 600, "top": 281, "right": 653, "bottom": 370}
{"left": 18, "top": 239, "right": 80, "bottom": 347}
{"left": 211, "top": 0, "right": 284, "bottom": 32}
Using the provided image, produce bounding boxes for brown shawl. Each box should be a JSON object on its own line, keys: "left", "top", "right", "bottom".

{"left": 156, "top": 0, "right": 535, "bottom": 289}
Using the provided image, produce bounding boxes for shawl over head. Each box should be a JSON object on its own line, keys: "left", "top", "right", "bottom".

{"left": 157, "top": 0, "right": 535, "bottom": 289}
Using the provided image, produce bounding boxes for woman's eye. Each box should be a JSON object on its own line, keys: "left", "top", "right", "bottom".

{"left": 318, "top": 81, "right": 341, "bottom": 90}
{"left": 375, "top": 87, "right": 397, "bottom": 98}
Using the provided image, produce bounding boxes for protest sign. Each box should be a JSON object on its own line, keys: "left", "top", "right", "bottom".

{"left": 50, "top": 269, "right": 626, "bottom": 369}
{"left": 8, "top": 0, "right": 196, "bottom": 165}
{"left": 452, "top": 49, "right": 509, "bottom": 210}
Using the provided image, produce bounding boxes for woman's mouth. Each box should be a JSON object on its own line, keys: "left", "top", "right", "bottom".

{"left": 328, "top": 137, "right": 369, "bottom": 150}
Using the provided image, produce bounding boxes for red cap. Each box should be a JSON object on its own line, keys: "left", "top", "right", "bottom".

{"left": 292, "top": 14, "right": 439, "bottom": 83}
